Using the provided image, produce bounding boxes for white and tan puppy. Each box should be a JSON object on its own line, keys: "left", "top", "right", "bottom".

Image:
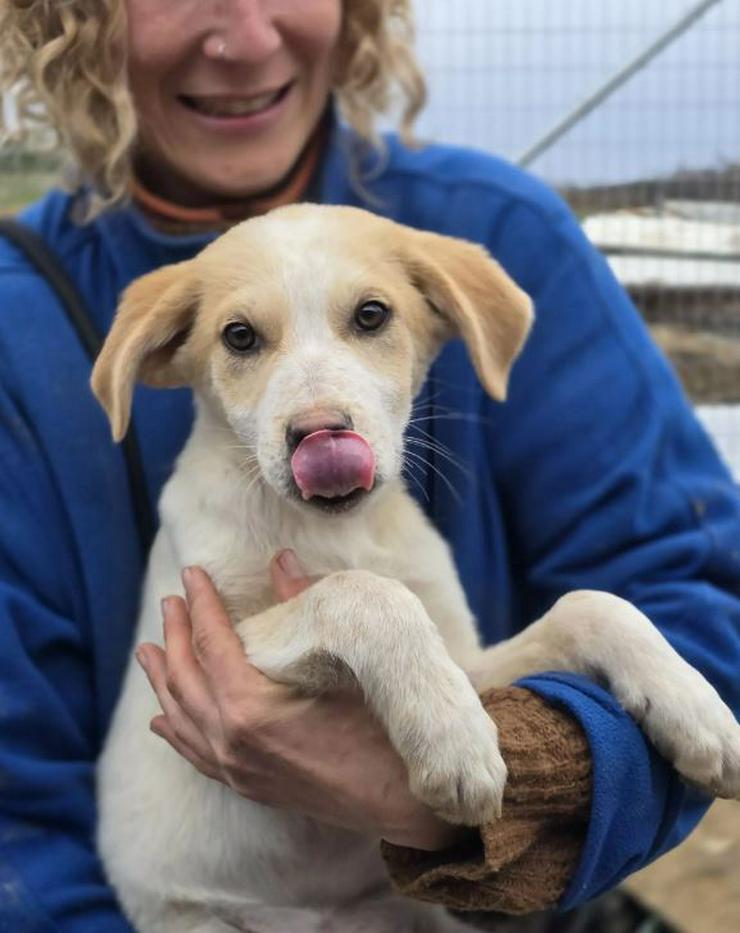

{"left": 92, "top": 204, "right": 740, "bottom": 933}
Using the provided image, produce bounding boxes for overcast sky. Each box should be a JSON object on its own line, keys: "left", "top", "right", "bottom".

{"left": 413, "top": 0, "right": 740, "bottom": 186}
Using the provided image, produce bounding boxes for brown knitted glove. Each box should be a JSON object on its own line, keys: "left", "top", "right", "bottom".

{"left": 380, "top": 686, "right": 592, "bottom": 915}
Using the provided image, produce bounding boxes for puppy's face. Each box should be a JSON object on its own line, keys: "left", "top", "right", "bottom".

{"left": 92, "top": 205, "right": 532, "bottom": 513}
{"left": 194, "top": 212, "right": 439, "bottom": 511}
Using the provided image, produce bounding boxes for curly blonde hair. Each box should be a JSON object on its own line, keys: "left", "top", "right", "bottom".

{"left": 0, "top": 0, "right": 426, "bottom": 216}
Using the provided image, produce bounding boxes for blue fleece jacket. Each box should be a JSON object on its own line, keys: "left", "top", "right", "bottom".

{"left": 0, "top": 126, "right": 739, "bottom": 931}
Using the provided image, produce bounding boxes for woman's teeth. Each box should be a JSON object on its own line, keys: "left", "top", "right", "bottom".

{"left": 186, "top": 90, "right": 283, "bottom": 117}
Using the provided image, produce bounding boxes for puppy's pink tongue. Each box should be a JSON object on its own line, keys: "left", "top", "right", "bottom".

{"left": 291, "top": 430, "right": 375, "bottom": 500}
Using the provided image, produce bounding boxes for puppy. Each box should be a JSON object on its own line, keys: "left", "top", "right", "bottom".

{"left": 92, "top": 204, "right": 740, "bottom": 933}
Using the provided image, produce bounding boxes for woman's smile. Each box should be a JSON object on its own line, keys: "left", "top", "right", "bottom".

{"left": 179, "top": 83, "right": 292, "bottom": 120}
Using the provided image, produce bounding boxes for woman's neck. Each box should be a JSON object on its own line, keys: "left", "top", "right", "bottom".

{"left": 131, "top": 114, "right": 327, "bottom": 234}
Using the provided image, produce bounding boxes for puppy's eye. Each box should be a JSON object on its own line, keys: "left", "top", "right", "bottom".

{"left": 354, "top": 300, "right": 391, "bottom": 333}
{"left": 222, "top": 322, "right": 258, "bottom": 353}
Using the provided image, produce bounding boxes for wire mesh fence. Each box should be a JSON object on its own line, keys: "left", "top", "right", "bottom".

{"left": 414, "top": 0, "right": 740, "bottom": 477}
{"left": 414, "top": 0, "right": 739, "bottom": 189}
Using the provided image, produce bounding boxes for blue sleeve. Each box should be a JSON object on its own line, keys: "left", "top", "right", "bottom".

{"left": 0, "top": 384, "right": 133, "bottom": 932}
{"left": 488, "top": 191, "right": 740, "bottom": 909}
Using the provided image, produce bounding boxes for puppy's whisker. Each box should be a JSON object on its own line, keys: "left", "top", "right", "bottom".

{"left": 205, "top": 424, "right": 258, "bottom": 441}
{"left": 233, "top": 456, "right": 262, "bottom": 482}
{"left": 407, "top": 437, "right": 472, "bottom": 478}
{"left": 424, "top": 374, "right": 479, "bottom": 394}
{"left": 409, "top": 403, "right": 486, "bottom": 417}
{"left": 403, "top": 448, "right": 463, "bottom": 506}
{"left": 410, "top": 390, "right": 447, "bottom": 411}
{"left": 407, "top": 411, "right": 491, "bottom": 427}
{"left": 401, "top": 458, "right": 430, "bottom": 503}
{"left": 408, "top": 421, "right": 446, "bottom": 441}
{"left": 405, "top": 423, "right": 474, "bottom": 476}
{"left": 408, "top": 403, "right": 456, "bottom": 422}
{"left": 405, "top": 437, "right": 473, "bottom": 480}
{"left": 403, "top": 471, "right": 430, "bottom": 503}
{"left": 208, "top": 424, "right": 241, "bottom": 434}
{"left": 412, "top": 400, "right": 482, "bottom": 414}
{"left": 240, "top": 466, "right": 266, "bottom": 498}
{"left": 408, "top": 437, "right": 473, "bottom": 479}
{"left": 403, "top": 449, "right": 462, "bottom": 505}
{"left": 405, "top": 423, "right": 470, "bottom": 462}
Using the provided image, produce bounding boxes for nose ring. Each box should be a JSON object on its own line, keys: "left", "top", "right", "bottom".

{"left": 204, "top": 34, "right": 228, "bottom": 59}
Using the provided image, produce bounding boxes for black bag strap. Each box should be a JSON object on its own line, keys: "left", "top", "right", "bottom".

{"left": 0, "top": 217, "right": 156, "bottom": 557}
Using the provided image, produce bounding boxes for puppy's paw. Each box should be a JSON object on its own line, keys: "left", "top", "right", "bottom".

{"left": 630, "top": 668, "right": 740, "bottom": 800}
{"left": 406, "top": 703, "right": 507, "bottom": 826}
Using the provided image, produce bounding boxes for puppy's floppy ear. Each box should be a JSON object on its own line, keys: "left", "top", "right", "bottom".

{"left": 91, "top": 260, "right": 199, "bottom": 442}
{"left": 401, "top": 229, "right": 533, "bottom": 400}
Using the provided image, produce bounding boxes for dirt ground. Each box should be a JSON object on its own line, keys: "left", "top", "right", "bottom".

{"left": 624, "top": 799, "right": 740, "bottom": 932}
{"left": 650, "top": 324, "right": 740, "bottom": 404}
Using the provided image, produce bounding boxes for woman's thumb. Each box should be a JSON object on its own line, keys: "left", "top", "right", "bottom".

{"left": 270, "top": 549, "right": 313, "bottom": 601}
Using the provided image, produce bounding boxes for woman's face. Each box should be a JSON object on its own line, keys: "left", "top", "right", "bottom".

{"left": 125, "top": 1, "right": 343, "bottom": 204}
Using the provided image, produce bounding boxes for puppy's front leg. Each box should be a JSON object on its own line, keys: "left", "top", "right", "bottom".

{"left": 236, "top": 570, "right": 507, "bottom": 826}
{"left": 469, "top": 590, "right": 740, "bottom": 799}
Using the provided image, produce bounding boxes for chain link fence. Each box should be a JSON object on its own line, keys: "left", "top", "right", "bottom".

{"left": 414, "top": 0, "right": 740, "bottom": 479}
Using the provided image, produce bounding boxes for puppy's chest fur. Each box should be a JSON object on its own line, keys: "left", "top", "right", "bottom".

{"left": 109, "top": 434, "right": 478, "bottom": 914}
{"left": 157, "top": 440, "right": 444, "bottom": 626}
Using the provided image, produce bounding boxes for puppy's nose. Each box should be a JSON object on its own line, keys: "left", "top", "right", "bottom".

{"left": 286, "top": 409, "right": 354, "bottom": 453}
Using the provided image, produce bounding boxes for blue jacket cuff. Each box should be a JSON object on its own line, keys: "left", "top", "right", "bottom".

{"left": 516, "top": 671, "right": 710, "bottom": 910}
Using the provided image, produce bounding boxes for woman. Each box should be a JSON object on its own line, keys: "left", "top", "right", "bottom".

{"left": 0, "top": 1, "right": 738, "bottom": 930}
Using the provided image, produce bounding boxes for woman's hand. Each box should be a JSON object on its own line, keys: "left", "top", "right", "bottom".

{"left": 135, "top": 552, "right": 468, "bottom": 851}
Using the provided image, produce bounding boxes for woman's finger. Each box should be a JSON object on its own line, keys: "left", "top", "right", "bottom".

{"left": 161, "top": 595, "right": 218, "bottom": 730}
{"left": 149, "top": 714, "right": 221, "bottom": 782}
{"left": 136, "top": 643, "right": 217, "bottom": 765}
{"left": 270, "top": 549, "right": 314, "bottom": 602}
{"left": 182, "top": 566, "right": 268, "bottom": 700}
